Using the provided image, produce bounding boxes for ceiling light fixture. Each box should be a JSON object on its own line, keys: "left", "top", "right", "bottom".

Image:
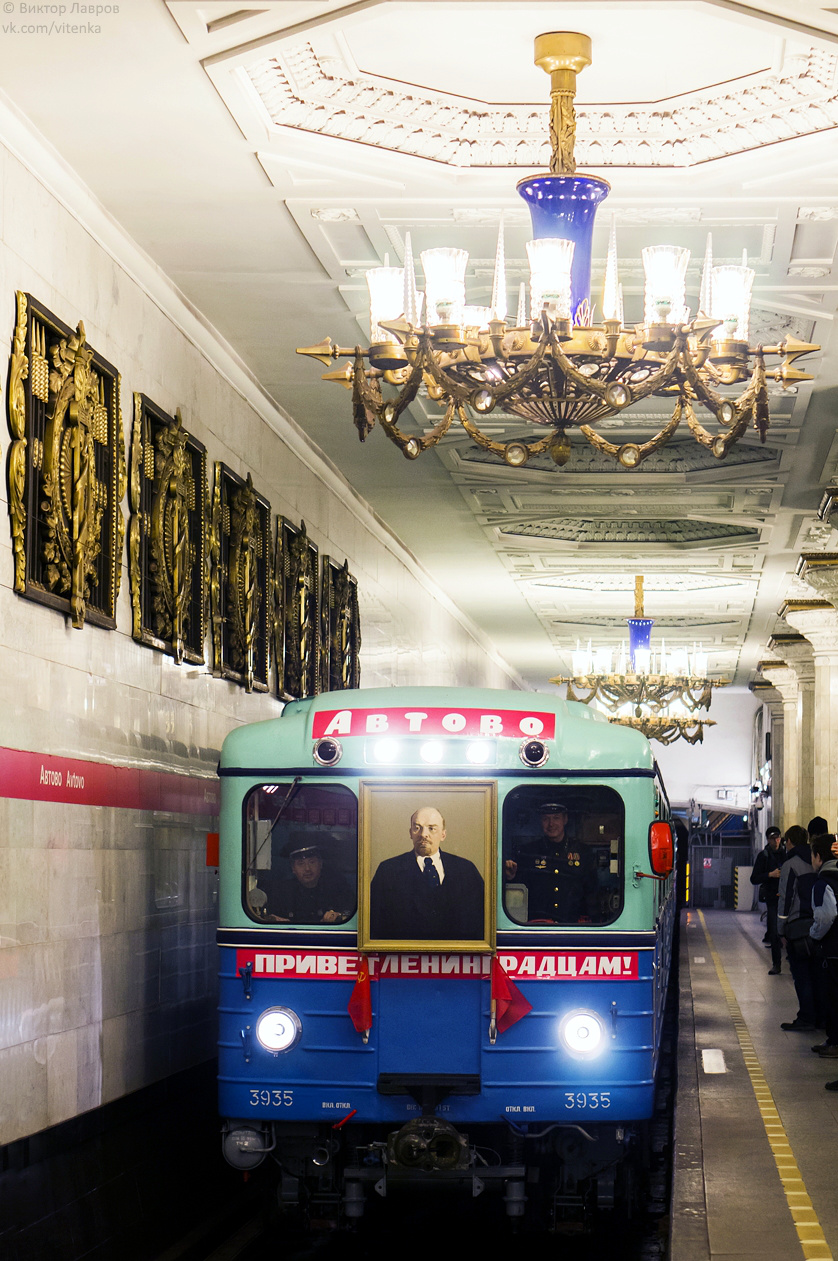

{"left": 550, "top": 577, "right": 728, "bottom": 744}
{"left": 297, "top": 32, "right": 818, "bottom": 470}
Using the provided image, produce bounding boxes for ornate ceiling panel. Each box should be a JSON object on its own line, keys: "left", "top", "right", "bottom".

{"left": 246, "top": 43, "right": 838, "bottom": 168}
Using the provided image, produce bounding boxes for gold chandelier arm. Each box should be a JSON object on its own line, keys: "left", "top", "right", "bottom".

{"left": 421, "top": 325, "right": 553, "bottom": 411}
{"left": 679, "top": 343, "right": 768, "bottom": 456}
{"left": 683, "top": 393, "right": 750, "bottom": 457}
{"left": 564, "top": 679, "right": 598, "bottom": 705}
{"left": 351, "top": 351, "right": 382, "bottom": 442}
{"left": 378, "top": 395, "right": 458, "bottom": 459}
{"left": 579, "top": 399, "right": 682, "bottom": 468}
{"left": 459, "top": 412, "right": 554, "bottom": 460}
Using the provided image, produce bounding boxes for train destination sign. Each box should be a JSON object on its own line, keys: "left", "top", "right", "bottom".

{"left": 236, "top": 949, "right": 639, "bottom": 980}
{"left": 311, "top": 707, "right": 557, "bottom": 739}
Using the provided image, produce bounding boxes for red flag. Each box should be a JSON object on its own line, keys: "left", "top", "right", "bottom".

{"left": 347, "top": 959, "right": 372, "bottom": 1035}
{"left": 491, "top": 956, "right": 532, "bottom": 1033}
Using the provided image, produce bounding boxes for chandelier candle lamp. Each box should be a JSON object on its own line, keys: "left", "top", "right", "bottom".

{"left": 297, "top": 32, "right": 818, "bottom": 470}
{"left": 550, "top": 578, "right": 729, "bottom": 745}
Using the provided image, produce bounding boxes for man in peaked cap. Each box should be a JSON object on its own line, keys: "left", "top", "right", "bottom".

{"left": 507, "top": 802, "right": 598, "bottom": 924}
{"left": 260, "top": 835, "right": 355, "bottom": 924}
{"left": 750, "top": 824, "right": 785, "bottom": 973}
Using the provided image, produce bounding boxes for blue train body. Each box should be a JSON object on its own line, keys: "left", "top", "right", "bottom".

{"left": 217, "top": 687, "right": 675, "bottom": 1224}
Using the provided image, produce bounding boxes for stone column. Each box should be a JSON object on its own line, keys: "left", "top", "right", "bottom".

{"left": 751, "top": 681, "right": 784, "bottom": 830}
{"left": 758, "top": 661, "right": 800, "bottom": 830}
{"left": 782, "top": 596, "right": 838, "bottom": 831}
{"left": 768, "top": 634, "right": 815, "bottom": 825}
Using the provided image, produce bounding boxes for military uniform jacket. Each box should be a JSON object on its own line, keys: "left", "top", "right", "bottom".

{"left": 513, "top": 836, "right": 598, "bottom": 923}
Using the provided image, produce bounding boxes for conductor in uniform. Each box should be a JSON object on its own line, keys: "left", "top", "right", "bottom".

{"left": 369, "top": 805, "right": 485, "bottom": 941}
{"left": 506, "top": 802, "right": 598, "bottom": 923}
{"left": 260, "top": 839, "right": 354, "bottom": 924}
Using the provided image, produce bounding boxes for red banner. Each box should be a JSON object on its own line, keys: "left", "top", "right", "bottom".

{"left": 311, "top": 707, "right": 556, "bottom": 740}
{"left": 0, "top": 746, "right": 219, "bottom": 813}
{"left": 236, "top": 949, "right": 638, "bottom": 981}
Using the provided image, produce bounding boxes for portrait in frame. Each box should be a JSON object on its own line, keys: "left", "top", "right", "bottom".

{"left": 358, "top": 779, "right": 496, "bottom": 953}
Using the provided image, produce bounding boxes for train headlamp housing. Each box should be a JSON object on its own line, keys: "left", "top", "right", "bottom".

{"left": 558, "top": 1009, "right": 606, "bottom": 1058}
{"left": 313, "top": 737, "right": 343, "bottom": 766}
{"left": 519, "top": 738, "right": 549, "bottom": 767}
{"left": 256, "top": 1006, "right": 302, "bottom": 1054}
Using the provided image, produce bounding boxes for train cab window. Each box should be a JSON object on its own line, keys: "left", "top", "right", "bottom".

{"left": 502, "top": 786, "right": 624, "bottom": 926}
{"left": 243, "top": 783, "right": 357, "bottom": 926}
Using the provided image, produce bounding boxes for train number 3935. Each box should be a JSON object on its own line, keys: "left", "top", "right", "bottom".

{"left": 564, "top": 1091, "right": 611, "bottom": 1109}
{"left": 249, "top": 1089, "right": 294, "bottom": 1107}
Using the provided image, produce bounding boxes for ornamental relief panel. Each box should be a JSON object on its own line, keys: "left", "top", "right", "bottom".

{"left": 275, "top": 517, "right": 319, "bottom": 702}
{"left": 128, "top": 395, "right": 208, "bottom": 664}
{"left": 319, "top": 556, "right": 361, "bottom": 694}
{"left": 6, "top": 292, "right": 125, "bottom": 629}
{"left": 210, "top": 463, "right": 271, "bottom": 693}
{"left": 248, "top": 43, "right": 838, "bottom": 168}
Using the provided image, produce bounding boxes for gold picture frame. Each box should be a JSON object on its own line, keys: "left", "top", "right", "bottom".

{"left": 358, "top": 779, "right": 496, "bottom": 953}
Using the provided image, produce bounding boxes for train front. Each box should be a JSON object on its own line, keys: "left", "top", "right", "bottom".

{"left": 217, "top": 687, "right": 675, "bottom": 1225}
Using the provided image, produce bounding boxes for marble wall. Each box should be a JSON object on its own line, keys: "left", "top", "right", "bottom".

{"left": 0, "top": 124, "right": 517, "bottom": 1146}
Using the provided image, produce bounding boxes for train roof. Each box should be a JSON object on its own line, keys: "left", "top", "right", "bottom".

{"left": 220, "top": 687, "right": 655, "bottom": 774}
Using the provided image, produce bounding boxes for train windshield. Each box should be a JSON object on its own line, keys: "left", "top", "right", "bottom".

{"left": 243, "top": 783, "right": 357, "bottom": 926}
{"left": 502, "top": 785, "right": 624, "bottom": 926}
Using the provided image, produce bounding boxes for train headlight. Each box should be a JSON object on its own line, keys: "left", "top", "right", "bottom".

{"left": 256, "top": 1007, "right": 302, "bottom": 1054}
{"left": 559, "top": 1010, "right": 605, "bottom": 1058}
{"left": 372, "top": 738, "right": 400, "bottom": 764}
{"left": 466, "top": 741, "right": 493, "bottom": 765}
{"left": 420, "top": 740, "right": 445, "bottom": 764}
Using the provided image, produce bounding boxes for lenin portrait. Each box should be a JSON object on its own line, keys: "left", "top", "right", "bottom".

{"left": 359, "top": 781, "right": 495, "bottom": 952}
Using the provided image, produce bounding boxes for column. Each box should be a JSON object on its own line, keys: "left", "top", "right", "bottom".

{"left": 768, "top": 634, "right": 815, "bottom": 824}
{"left": 783, "top": 599, "right": 838, "bottom": 830}
{"left": 758, "top": 661, "right": 800, "bottom": 830}
{"left": 752, "top": 683, "right": 784, "bottom": 832}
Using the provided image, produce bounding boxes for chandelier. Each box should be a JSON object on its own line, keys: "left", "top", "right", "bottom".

{"left": 297, "top": 32, "right": 818, "bottom": 471}
{"left": 550, "top": 577, "right": 728, "bottom": 745}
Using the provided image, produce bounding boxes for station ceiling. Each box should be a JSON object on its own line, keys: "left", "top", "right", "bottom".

{"left": 2, "top": 0, "right": 837, "bottom": 691}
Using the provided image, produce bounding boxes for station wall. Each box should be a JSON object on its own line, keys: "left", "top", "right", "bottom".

{"left": 0, "top": 115, "right": 519, "bottom": 1146}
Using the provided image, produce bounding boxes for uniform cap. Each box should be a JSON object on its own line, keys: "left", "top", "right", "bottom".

{"left": 279, "top": 831, "right": 324, "bottom": 859}
{"left": 540, "top": 802, "right": 568, "bottom": 815}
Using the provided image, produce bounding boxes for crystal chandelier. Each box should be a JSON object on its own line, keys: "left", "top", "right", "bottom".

{"left": 550, "top": 577, "right": 728, "bottom": 745}
{"left": 297, "top": 32, "right": 818, "bottom": 471}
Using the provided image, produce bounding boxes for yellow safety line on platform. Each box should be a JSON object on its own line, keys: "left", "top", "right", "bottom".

{"left": 697, "top": 910, "right": 834, "bottom": 1261}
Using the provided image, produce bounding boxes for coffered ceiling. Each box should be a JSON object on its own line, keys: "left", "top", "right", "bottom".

{"left": 2, "top": 0, "right": 837, "bottom": 692}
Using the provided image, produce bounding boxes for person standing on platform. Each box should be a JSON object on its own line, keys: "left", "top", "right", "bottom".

{"left": 808, "top": 834, "right": 838, "bottom": 1064}
{"left": 778, "top": 825, "right": 818, "bottom": 1032}
{"left": 751, "top": 825, "right": 785, "bottom": 974}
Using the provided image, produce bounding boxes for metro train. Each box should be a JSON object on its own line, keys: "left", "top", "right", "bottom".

{"left": 216, "top": 687, "right": 676, "bottom": 1228}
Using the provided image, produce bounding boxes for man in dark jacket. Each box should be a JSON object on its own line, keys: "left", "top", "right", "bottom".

{"left": 751, "top": 825, "right": 785, "bottom": 973}
{"left": 809, "top": 834, "right": 838, "bottom": 1071}
{"left": 369, "top": 806, "right": 484, "bottom": 941}
{"left": 778, "top": 825, "right": 817, "bottom": 1031}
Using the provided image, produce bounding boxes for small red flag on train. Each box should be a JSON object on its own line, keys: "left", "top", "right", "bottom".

{"left": 348, "top": 960, "right": 372, "bottom": 1037}
{"left": 491, "top": 956, "right": 532, "bottom": 1033}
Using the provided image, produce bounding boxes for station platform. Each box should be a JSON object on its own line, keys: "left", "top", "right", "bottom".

{"left": 672, "top": 908, "right": 838, "bottom": 1261}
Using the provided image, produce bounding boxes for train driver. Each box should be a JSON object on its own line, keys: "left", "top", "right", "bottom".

{"left": 260, "top": 838, "right": 354, "bottom": 925}
{"left": 505, "top": 802, "right": 598, "bottom": 924}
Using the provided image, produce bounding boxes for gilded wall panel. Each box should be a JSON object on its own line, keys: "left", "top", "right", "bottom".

{"left": 128, "top": 395, "right": 208, "bottom": 664}
{"left": 6, "top": 292, "right": 124, "bottom": 629}
{"left": 210, "top": 462, "right": 271, "bottom": 692}
{"left": 275, "top": 517, "right": 319, "bottom": 701}
{"left": 319, "top": 556, "right": 361, "bottom": 693}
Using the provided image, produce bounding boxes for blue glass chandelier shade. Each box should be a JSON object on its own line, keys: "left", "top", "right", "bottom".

{"left": 627, "top": 617, "right": 654, "bottom": 668}
{"left": 517, "top": 173, "right": 610, "bottom": 322}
